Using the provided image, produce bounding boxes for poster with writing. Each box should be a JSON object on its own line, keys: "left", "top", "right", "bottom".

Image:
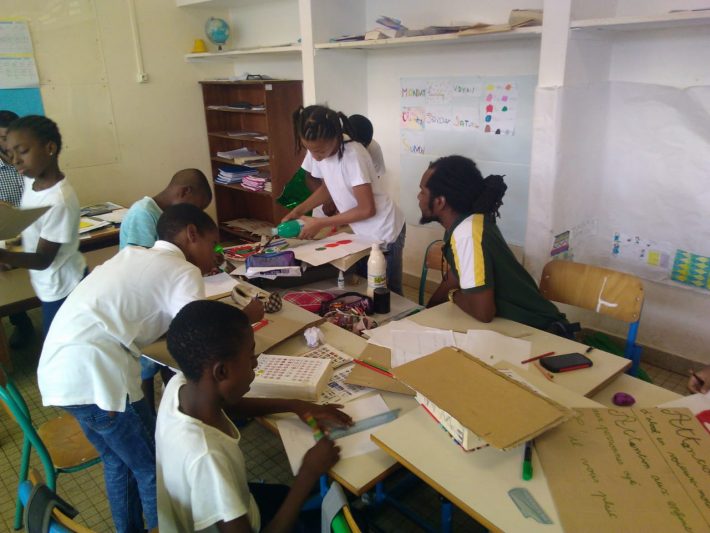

{"left": 536, "top": 408, "right": 710, "bottom": 532}
{"left": 0, "top": 21, "right": 39, "bottom": 88}
{"left": 399, "top": 75, "right": 535, "bottom": 246}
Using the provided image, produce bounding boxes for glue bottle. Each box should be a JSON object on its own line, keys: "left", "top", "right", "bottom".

{"left": 273, "top": 219, "right": 304, "bottom": 238}
{"left": 367, "top": 244, "right": 386, "bottom": 298}
{"left": 337, "top": 270, "right": 345, "bottom": 290}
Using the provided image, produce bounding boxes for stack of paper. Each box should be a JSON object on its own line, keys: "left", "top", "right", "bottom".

{"left": 246, "top": 354, "right": 333, "bottom": 401}
{"left": 216, "top": 147, "right": 269, "bottom": 166}
{"left": 241, "top": 174, "right": 270, "bottom": 192}
{"left": 215, "top": 164, "right": 260, "bottom": 185}
{"left": 79, "top": 217, "right": 111, "bottom": 234}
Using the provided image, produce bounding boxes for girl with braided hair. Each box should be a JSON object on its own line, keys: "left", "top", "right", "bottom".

{"left": 0, "top": 115, "right": 85, "bottom": 334}
{"left": 418, "top": 155, "right": 569, "bottom": 333}
{"left": 283, "top": 104, "right": 406, "bottom": 294}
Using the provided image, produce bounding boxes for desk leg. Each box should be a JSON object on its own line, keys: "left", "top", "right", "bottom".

{"left": 0, "top": 318, "right": 13, "bottom": 372}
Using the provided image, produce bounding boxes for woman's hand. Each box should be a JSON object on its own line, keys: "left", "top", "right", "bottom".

{"left": 297, "top": 216, "right": 324, "bottom": 239}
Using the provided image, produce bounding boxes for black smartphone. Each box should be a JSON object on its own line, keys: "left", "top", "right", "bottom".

{"left": 540, "top": 353, "right": 593, "bottom": 373}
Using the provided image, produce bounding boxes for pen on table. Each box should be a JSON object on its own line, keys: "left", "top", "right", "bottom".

{"left": 521, "top": 351, "right": 555, "bottom": 365}
{"left": 305, "top": 415, "right": 324, "bottom": 441}
{"left": 522, "top": 441, "right": 533, "bottom": 481}
{"left": 691, "top": 370, "right": 705, "bottom": 387}
{"left": 585, "top": 346, "right": 594, "bottom": 354}
{"left": 352, "top": 358, "right": 394, "bottom": 378}
{"left": 533, "top": 362, "right": 554, "bottom": 381}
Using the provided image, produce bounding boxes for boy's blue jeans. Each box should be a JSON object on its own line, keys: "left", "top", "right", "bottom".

{"left": 63, "top": 398, "right": 157, "bottom": 533}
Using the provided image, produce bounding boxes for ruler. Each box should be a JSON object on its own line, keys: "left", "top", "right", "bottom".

{"left": 508, "top": 487, "right": 553, "bottom": 524}
{"left": 328, "top": 409, "right": 400, "bottom": 440}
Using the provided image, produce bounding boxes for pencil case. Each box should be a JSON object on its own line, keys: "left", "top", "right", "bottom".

{"left": 245, "top": 250, "right": 296, "bottom": 269}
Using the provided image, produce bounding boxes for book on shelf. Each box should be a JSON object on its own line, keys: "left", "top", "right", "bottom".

{"left": 216, "top": 147, "right": 270, "bottom": 166}
{"left": 225, "top": 130, "right": 268, "bottom": 141}
{"left": 206, "top": 102, "right": 265, "bottom": 111}
{"left": 246, "top": 354, "right": 333, "bottom": 401}
{"left": 80, "top": 201, "right": 123, "bottom": 217}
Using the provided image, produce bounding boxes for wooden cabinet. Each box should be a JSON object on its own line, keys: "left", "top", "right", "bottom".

{"left": 199, "top": 80, "right": 303, "bottom": 235}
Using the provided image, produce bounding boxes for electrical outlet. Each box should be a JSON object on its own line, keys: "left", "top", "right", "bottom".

{"left": 136, "top": 73, "right": 149, "bottom": 83}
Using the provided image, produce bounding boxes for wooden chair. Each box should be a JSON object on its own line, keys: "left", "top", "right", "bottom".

{"left": 539, "top": 260, "right": 645, "bottom": 376}
{"left": 419, "top": 240, "right": 447, "bottom": 306}
{"left": 19, "top": 469, "right": 96, "bottom": 533}
{"left": 0, "top": 365, "right": 101, "bottom": 530}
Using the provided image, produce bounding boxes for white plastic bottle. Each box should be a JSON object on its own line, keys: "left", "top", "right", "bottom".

{"left": 367, "top": 244, "right": 386, "bottom": 297}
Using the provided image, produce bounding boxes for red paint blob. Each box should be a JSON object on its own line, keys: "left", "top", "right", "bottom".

{"left": 336, "top": 240, "right": 352, "bottom": 245}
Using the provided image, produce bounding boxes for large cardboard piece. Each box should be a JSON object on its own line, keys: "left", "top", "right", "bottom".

{"left": 345, "top": 344, "right": 415, "bottom": 396}
{"left": 0, "top": 204, "right": 49, "bottom": 240}
{"left": 292, "top": 232, "right": 376, "bottom": 267}
{"left": 536, "top": 407, "right": 710, "bottom": 533}
{"left": 392, "top": 347, "right": 572, "bottom": 450}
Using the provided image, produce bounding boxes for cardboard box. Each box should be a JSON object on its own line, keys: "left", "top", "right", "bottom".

{"left": 393, "top": 347, "right": 573, "bottom": 450}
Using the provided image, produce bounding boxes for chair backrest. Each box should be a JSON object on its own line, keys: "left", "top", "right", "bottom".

{"left": 20, "top": 469, "right": 96, "bottom": 533}
{"left": 539, "top": 260, "right": 644, "bottom": 323}
{"left": 419, "top": 239, "right": 447, "bottom": 305}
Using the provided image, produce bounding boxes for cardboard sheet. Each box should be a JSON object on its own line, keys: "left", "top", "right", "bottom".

{"left": 345, "top": 344, "right": 415, "bottom": 396}
{"left": 0, "top": 204, "right": 49, "bottom": 240}
{"left": 392, "top": 347, "right": 572, "bottom": 449}
{"left": 536, "top": 407, "right": 710, "bottom": 533}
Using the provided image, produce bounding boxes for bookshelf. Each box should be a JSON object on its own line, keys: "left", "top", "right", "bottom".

{"left": 199, "top": 80, "right": 303, "bottom": 236}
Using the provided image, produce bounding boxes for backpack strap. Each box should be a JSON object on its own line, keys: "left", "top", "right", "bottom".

{"left": 24, "top": 482, "right": 78, "bottom": 533}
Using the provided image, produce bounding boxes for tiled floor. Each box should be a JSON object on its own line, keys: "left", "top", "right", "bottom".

{"left": 0, "top": 305, "right": 693, "bottom": 532}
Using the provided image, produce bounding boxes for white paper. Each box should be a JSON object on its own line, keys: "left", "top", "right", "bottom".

{"left": 94, "top": 208, "right": 128, "bottom": 224}
{"left": 318, "top": 364, "right": 372, "bottom": 405}
{"left": 390, "top": 329, "right": 456, "bottom": 367}
{"left": 202, "top": 272, "right": 237, "bottom": 297}
{"left": 276, "top": 394, "right": 390, "bottom": 474}
{"left": 363, "top": 318, "right": 442, "bottom": 349}
{"left": 457, "top": 330, "right": 532, "bottom": 367}
{"left": 292, "top": 232, "right": 377, "bottom": 267}
{"left": 659, "top": 392, "right": 710, "bottom": 434}
{"left": 78, "top": 217, "right": 111, "bottom": 234}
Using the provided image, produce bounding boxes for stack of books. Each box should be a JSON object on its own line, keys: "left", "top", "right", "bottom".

{"left": 215, "top": 164, "right": 259, "bottom": 185}
{"left": 216, "top": 147, "right": 270, "bottom": 166}
{"left": 241, "top": 174, "right": 271, "bottom": 192}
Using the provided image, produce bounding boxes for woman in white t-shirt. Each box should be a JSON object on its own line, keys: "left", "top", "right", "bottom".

{"left": 283, "top": 105, "right": 406, "bottom": 294}
{"left": 0, "top": 116, "right": 85, "bottom": 335}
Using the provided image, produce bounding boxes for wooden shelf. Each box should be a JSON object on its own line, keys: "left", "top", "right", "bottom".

{"left": 206, "top": 107, "right": 266, "bottom": 115}
{"left": 315, "top": 26, "right": 541, "bottom": 51}
{"left": 214, "top": 182, "right": 273, "bottom": 197}
{"left": 571, "top": 11, "right": 710, "bottom": 32}
{"left": 208, "top": 132, "right": 269, "bottom": 143}
{"left": 186, "top": 44, "right": 302, "bottom": 62}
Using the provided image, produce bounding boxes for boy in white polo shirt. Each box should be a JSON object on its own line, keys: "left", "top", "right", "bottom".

{"left": 38, "top": 204, "right": 221, "bottom": 533}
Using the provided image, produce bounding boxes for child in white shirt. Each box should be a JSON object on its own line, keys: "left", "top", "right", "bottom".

{"left": 284, "top": 105, "right": 406, "bottom": 294}
{"left": 157, "top": 299, "right": 351, "bottom": 532}
{"left": 0, "top": 115, "right": 85, "bottom": 335}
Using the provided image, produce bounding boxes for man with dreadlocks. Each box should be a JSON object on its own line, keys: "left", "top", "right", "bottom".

{"left": 418, "top": 155, "right": 571, "bottom": 334}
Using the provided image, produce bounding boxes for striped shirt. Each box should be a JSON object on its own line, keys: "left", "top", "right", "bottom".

{"left": 0, "top": 159, "right": 24, "bottom": 206}
{"left": 443, "top": 213, "right": 566, "bottom": 330}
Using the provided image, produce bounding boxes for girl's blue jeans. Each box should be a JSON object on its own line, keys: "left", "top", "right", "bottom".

{"left": 63, "top": 398, "right": 157, "bottom": 533}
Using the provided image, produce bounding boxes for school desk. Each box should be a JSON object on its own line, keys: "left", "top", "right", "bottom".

{"left": 370, "top": 368, "right": 682, "bottom": 533}
{"left": 0, "top": 245, "right": 118, "bottom": 371}
{"left": 407, "top": 302, "right": 631, "bottom": 397}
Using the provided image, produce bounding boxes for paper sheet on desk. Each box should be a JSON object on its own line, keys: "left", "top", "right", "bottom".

{"left": 659, "top": 392, "right": 710, "bottom": 434}
{"left": 276, "top": 395, "right": 390, "bottom": 475}
{"left": 202, "top": 272, "right": 237, "bottom": 298}
{"left": 455, "top": 330, "right": 531, "bottom": 367}
{"left": 363, "top": 319, "right": 443, "bottom": 348}
{"left": 391, "top": 329, "right": 456, "bottom": 367}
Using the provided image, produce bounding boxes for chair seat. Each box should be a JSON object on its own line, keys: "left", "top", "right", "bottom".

{"left": 37, "top": 415, "right": 99, "bottom": 470}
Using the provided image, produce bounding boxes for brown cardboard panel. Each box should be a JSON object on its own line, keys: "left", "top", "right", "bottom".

{"left": 0, "top": 205, "right": 49, "bottom": 240}
{"left": 536, "top": 407, "right": 710, "bottom": 533}
{"left": 392, "top": 347, "right": 572, "bottom": 449}
{"left": 345, "top": 344, "right": 415, "bottom": 396}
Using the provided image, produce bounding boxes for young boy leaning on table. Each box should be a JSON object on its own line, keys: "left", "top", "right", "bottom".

{"left": 157, "top": 299, "right": 352, "bottom": 532}
{"left": 417, "top": 154, "right": 575, "bottom": 337}
{"left": 120, "top": 167, "right": 214, "bottom": 418}
{"left": 37, "top": 205, "right": 261, "bottom": 532}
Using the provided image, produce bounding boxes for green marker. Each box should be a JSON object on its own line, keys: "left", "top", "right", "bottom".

{"left": 305, "top": 415, "right": 324, "bottom": 441}
{"left": 214, "top": 244, "right": 224, "bottom": 254}
{"left": 522, "top": 441, "right": 533, "bottom": 481}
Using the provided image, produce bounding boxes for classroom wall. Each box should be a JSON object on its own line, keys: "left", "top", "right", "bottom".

{"left": 4, "top": 0, "right": 228, "bottom": 215}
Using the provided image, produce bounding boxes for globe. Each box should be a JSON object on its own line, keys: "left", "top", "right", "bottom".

{"left": 205, "top": 17, "right": 230, "bottom": 51}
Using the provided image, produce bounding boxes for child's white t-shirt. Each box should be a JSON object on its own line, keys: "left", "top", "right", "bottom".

{"left": 157, "top": 373, "right": 260, "bottom": 533}
{"left": 302, "top": 141, "right": 404, "bottom": 245}
{"left": 367, "top": 139, "right": 386, "bottom": 177}
{"left": 20, "top": 176, "right": 85, "bottom": 302}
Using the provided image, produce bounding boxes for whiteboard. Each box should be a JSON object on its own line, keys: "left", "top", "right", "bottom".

{"left": 399, "top": 75, "right": 536, "bottom": 246}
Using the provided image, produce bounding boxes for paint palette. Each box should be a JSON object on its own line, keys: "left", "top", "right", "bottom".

{"left": 302, "top": 343, "right": 354, "bottom": 369}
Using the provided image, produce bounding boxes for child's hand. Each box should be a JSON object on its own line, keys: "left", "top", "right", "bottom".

{"left": 297, "top": 216, "right": 323, "bottom": 239}
{"left": 300, "top": 438, "right": 340, "bottom": 479}
{"left": 296, "top": 402, "right": 353, "bottom": 429}
{"left": 243, "top": 299, "right": 265, "bottom": 324}
{"left": 281, "top": 209, "right": 300, "bottom": 223}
